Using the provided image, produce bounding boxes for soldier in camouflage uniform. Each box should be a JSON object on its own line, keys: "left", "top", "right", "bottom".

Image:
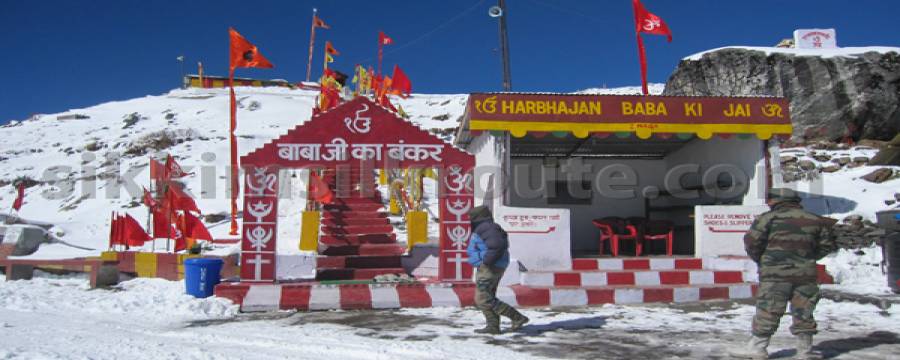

{"left": 731, "top": 188, "right": 836, "bottom": 360}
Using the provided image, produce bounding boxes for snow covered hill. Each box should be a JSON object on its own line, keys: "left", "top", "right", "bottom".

{"left": 1, "top": 84, "right": 896, "bottom": 267}
{"left": 0, "top": 85, "right": 663, "bottom": 259}
{"left": 0, "top": 87, "right": 470, "bottom": 259}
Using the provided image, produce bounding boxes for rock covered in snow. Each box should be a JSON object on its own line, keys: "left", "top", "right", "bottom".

{"left": 665, "top": 47, "right": 900, "bottom": 141}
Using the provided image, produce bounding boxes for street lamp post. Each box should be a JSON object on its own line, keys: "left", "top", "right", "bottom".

{"left": 490, "top": 0, "right": 512, "bottom": 91}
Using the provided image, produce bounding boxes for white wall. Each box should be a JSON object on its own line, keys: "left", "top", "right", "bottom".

{"left": 467, "top": 133, "right": 504, "bottom": 209}
{"left": 507, "top": 157, "right": 667, "bottom": 254}
{"left": 664, "top": 137, "right": 767, "bottom": 206}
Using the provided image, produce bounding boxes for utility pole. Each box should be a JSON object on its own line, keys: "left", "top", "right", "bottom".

{"left": 495, "top": 0, "right": 512, "bottom": 91}
{"left": 176, "top": 55, "right": 185, "bottom": 89}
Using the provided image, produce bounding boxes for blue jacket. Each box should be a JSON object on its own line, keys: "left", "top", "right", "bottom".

{"left": 467, "top": 220, "right": 510, "bottom": 269}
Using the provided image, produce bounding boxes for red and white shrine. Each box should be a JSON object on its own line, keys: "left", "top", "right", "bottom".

{"left": 215, "top": 93, "right": 833, "bottom": 312}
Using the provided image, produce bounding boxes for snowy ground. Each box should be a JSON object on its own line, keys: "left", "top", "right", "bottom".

{"left": 1, "top": 272, "right": 898, "bottom": 359}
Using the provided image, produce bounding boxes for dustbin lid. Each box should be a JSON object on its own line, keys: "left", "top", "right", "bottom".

{"left": 184, "top": 258, "right": 223, "bottom": 266}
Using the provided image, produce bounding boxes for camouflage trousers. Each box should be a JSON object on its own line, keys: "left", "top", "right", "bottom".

{"left": 475, "top": 264, "right": 519, "bottom": 327}
{"left": 752, "top": 281, "right": 820, "bottom": 337}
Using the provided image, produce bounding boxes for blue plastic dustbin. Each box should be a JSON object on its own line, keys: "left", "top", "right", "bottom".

{"left": 184, "top": 258, "right": 224, "bottom": 298}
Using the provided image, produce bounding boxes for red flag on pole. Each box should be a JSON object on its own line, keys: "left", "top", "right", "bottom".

{"left": 307, "top": 10, "right": 330, "bottom": 83}
{"left": 377, "top": 31, "right": 393, "bottom": 76}
{"left": 123, "top": 213, "right": 151, "bottom": 247}
{"left": 142, "top": 187, "right": 158, "bottom": 210}
{"left": 182, "top": 211, "right": 213, "bottom": 242}
{"left": 379, "top": 31, "right": 393, "bottom": 46}
{"left": 11, "top": 183, "right": 25, "bottom": 211}
{"left": 633, "top": 0, "right": 673, "bottom": 41}
{"left": 325, "top": 41, "right": 340, "bottom": 56}
{"left": 228, "top": 27, "right": 274, "bottom": 235}
{"left": 166, "top": 185, "right": 201, "bottom": 214}
{"left": 229, "top": 28, "right": 274, "bottom": 71}
{"left": 150, "top": 159, "right": 167, "bottom": 181}
{"left": 390, "top": 64, "right": 412, "bottom": 98}
{"left": 174, "top": 213, "right": 188, "bottom": 252}
{"left": 151, "top": 208, "right": 171, "bottom": 239}
{"left": 631, "top": 0, "right": 672, "bottom": 96}
{"left": 165, "top": 154, "right": 190, "bottom": 178}
{"left": 313, "top": 15, "right": 330, "bottom": 29}
{"left": 108, "top": 212, "right": 117, "bottom": 249}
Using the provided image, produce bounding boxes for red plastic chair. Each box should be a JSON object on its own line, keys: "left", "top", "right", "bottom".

{"left": 592, "top": 217, "right": 640, "bottom": 257}
{"left": 628, "top": 217, "right": 674, "bottom": 256}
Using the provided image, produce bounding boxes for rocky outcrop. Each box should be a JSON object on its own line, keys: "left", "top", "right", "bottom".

{"left": 664, "top": 48, "right": 900, "bottom": 141}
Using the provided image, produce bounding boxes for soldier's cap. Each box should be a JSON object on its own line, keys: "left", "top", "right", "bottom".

{"left": 768, "top": 188, "right": 801, "bottom": 202}
{"left": 468, "top": 205, "right": 493, "bottom": 223}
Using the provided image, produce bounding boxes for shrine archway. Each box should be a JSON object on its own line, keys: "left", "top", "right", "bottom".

{"left": 239, "top": 97, "right": 475, "bottom": 283}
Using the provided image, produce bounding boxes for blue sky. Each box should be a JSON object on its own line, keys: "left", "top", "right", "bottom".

{"left": 2, "top": 0, "right": 899, "bottom": 123}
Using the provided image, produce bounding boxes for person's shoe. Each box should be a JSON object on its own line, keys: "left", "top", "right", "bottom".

{"left": 474, "top": 326, "right": 500, "bottom": 335}
{"left": 496, "top": 304, "right": 529, "bottom": 332}
{"left": 509, "top": 313, "right": 529, "bottom": 331}
{"left": 728, "top": 335, "right": 770, "bottom": 359}
{"left": 794, "top": 334, "right": 823, "bottom": 360}
{"left": 476, "top": 310, "right": 501, "bottom": 335}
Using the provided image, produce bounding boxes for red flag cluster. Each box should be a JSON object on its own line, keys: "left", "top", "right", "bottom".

{"left": 108, "top": 212, "right": 151, "bottom": 249}
{"left": 112, "top": 155, "right": 212, "bottom": 252}
{"left": 150, "top": 154, "right": 191, "bottom": 183}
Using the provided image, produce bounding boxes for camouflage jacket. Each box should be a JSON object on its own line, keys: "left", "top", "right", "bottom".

{"left": 744, "top": 202, "right": 837, "bottom": 283}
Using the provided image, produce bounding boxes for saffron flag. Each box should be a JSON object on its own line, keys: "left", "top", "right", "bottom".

{"left": 229, "top": 28, "right": 274, "bottom": 70}
{"left": 379, "top": 31, "right": 393, "bottom": 45}
{"left": 390, "top": 64, "right": 412, "bottom": 98}
{"left": 308, "top": 172, "right": 334, "bottom": 204}
{"left": 12, "top": 183, "right": 25, "bottom": 211}
{"left": 325, "top": 41, "right": 339, "bottom": 56}
{"left": 142, "top": 187, "right": 158, "bottom": 210}
{"left": 165, "top": 154, "right": 190, "bottom": 178}
{"left": 632, "top": 0, "right": 673, "bottom": 41}
{"left": 313, "top": 15, "right": 330, "bottom": 29}
{"left": 123, "top": 213, "right": 151, "bottom": 247}
{"left": 229, "top": 27, "right": 274, "bottom": 236}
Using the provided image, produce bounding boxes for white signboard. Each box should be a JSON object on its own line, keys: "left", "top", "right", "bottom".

{"left": 694, "top": 205, "right": 769, "bottom": 257}
{"left": 793, "top": 29, "right": 837, "bottom": 49}
{"left": 496, "top": 206, "right": 571, "bottom": 271}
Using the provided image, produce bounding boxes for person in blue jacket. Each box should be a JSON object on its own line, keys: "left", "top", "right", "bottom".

{"left": 466, "top": 205, "right": 529, "bottom": 334}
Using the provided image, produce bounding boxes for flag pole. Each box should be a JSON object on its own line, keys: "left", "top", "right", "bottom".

{"left": 636, "top": 34, "right": 649, "bottom": 96}
{"left": 229, "top": 68, "right": 240, "bottom": 235}
{"left": 377, "top": 32, "right": 383, "bottom": 77}
{"left": 305, "top": 8, "right": 318, "bottom": 83}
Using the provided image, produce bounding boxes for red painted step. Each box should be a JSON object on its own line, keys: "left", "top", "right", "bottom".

{"left": 322, "top": 218, "right": 390, "bottom": 227}
{"left": 319, "top": 243, "right": 405, "bottom": 256}
{"left": 316, "top": 255, "right": 403, "bottom": 269}
{"left": 320, "top": 234, "right": 398, "bottom": 245}
{"left": 323, "top": 225, "right": 394, "bottom": 235}
{"left": 316, "top": 267, "right": 406, "bottom": 281}
{"left": 331, "top": 197, "right": 384, "bottom": 205}
{"left": 324, "top": 203, "right": 385, "bottom": 212}
{"left": 323, "top": 211, "right": 388, "bottom": 219}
